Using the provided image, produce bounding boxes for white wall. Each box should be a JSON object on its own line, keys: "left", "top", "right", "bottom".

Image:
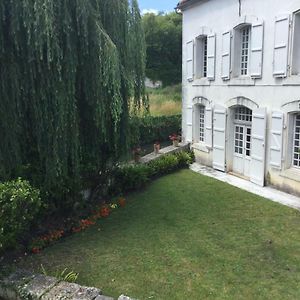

{"left": 181, "top": 0, "right": 300, "bottom": 195}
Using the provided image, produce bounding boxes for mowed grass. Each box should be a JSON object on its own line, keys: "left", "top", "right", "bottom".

{"left": 147, "top": 84, "right": 182, "bottom": 116}
{"left": 16, "top": 170, "right": 300, "bottom": 299}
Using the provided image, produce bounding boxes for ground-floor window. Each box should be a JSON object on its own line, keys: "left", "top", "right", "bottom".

{"left": 199, "top": 105, "right": 205, "bottom": 142}
{"left": 293, "top": 114, "right": 300, "bottom": 168}
{"left": 234, "top": 106, "right": 252, "bottom": 156}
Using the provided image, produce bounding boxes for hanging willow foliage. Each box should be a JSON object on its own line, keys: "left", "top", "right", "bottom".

{"left": 0, "top": 0, "right": 146, "bottom": 203}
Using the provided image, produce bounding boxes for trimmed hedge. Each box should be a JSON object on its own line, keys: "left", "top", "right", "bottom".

{"left": 115, "top": 150, "right": 194, "bottom": 193}
{"left": 0, "top": 179, "right": 42, "bottom": 252}
{"left": 130, "top": 114, "right": 181, "bottom": 146}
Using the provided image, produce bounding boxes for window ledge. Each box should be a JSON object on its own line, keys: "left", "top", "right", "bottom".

{"left": 192, "top": 78, "right": 211, "bottom": 86}
{"left": 228, "top": 77, "right": 255, "bottom": 86}
{"left": 192, "top": 142, "right": 210, "bottom": 153}
{"left": 280, "top": 168, "right": 300, "bottom": 183}
{"left": 282, "top": 75, "right": 300, "bottom": 86}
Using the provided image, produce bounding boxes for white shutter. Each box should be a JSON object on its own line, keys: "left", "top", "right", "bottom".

{"left": 273, "top": 15, "right": 290, "bottom": 77}
{"left": 186, "top": 107, "right": 193, "bottom": 142}
{"left": 250, "top": 108, "right": 267, "bottom": 186}
{"left": 205, "top": 106, "right": 213, "bottom": 148}
{"left": 213, "top": 105, "right": 227, "bottom": 171}
{"left": 270, "top": 112, "right": 284, "bottom": 169}
{"left": 186, "top": 40, "right": 194, "bottom": 81}
{"left": 221, "top": 31, "right": 231, "bottom": 80}
{"left": 207, "top": 34, "right": 216, "bottom": 81}
{"left": 250, "top": 21, "right": 264, "bottom": 78}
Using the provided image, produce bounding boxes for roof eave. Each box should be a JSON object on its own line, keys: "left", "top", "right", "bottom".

{"left": 176, "top": 0, "right": 207, "bottom": 12}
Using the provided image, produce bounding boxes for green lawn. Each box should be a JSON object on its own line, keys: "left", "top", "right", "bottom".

{"left": 16, "top": 170, "right": 300, "bottom": 299}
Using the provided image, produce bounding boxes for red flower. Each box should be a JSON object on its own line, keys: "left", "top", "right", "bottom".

{"left": 32, "top": 247, "right": 41, "bottom": 254}
{"left": 100, "top": 207, "right": 110, "bottom": 217}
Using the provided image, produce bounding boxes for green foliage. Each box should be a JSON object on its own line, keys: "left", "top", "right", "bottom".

{"left": 0, "top": 0, "right": 146, "bottom": 211}
{"left": 0, "top": 179, "right": 42, "bottom": 252}
{"left": 148, "top": 155, "right": 179, "bottom": 176}
{"left": 143, "top": 12, "right": 182, "bottom": 86}
{"left": 114, "top": 151, "right": 194, "bottom": 194}
{"left": 41, "top": 265, "right": 79, "bottom": 283}
{"left": 130, "top": 115, "right": 181, "bottom": 146}
{"left": 115, "top": 164, "right": 152, "bottom": 193}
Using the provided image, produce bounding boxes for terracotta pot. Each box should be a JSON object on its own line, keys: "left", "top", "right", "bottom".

{"left": 173, "top": 140, "right": 179, "bottom": 147}
{"left": 154, "top": 143, "right": 160, "bottom": 154}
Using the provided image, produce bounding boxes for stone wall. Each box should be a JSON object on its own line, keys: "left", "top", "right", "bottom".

{"left": 0, "top": 270, "right": 136, "bottom": 300}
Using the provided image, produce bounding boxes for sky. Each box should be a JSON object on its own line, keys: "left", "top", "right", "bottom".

{"left": 138, "top": 0, "right": 178, "bottom": 14}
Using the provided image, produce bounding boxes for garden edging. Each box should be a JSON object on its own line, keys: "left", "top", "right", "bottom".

{"left": 0, "top": 270, "right": 136, "bottom": 300}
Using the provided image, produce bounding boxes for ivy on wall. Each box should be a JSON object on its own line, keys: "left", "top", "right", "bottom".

{"left": 0, "top": 0, "right": 146, "bottom": 208}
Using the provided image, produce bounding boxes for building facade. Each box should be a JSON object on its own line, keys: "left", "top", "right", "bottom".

{"left": 178, "top": 0, "right": 300, "bottom": 195}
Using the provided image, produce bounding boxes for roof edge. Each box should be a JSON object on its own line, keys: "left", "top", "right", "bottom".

{"left": 176, "top": 0, "right": 204, "bottom": 11}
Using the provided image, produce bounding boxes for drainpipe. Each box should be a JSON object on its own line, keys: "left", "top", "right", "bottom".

{"left": 239, "top": 0, "right": 242, "bottom": 17}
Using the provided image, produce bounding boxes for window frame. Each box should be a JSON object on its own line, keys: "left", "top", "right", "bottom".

{"left": 292, "top": 114, "right": 300, "bottom": 168}
{"left": 195, "top": 35, "right": 208, "bottom": 79}
{"left": 291, "top": 10, "right": 300, "bottom": 76}
{"left": 232, "top": 24, "right": 252, "bottom": 78}
{"left": 193, "top": 104, "right": 206, "bottom": 144}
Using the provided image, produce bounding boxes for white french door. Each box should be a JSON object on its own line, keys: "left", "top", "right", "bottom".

{"left": 233, "top": 124, "right": 252, "bottom": 178}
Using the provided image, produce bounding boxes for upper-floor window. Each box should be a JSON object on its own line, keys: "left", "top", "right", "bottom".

{"left": 240, "top": 26, "right": 251, "bottom": 76}
{"left": 195, "top": 35, "right": 208, "bottom": 78}
{"left": 292, "top": 11, "right": 300, "bottom": 75}
{"left": 232, "top": 24, "right": 252, "bottom": 77}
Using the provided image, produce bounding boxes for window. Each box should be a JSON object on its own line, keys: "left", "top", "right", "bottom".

{"left": 293, "top": 114, "right": 300, "bottom": 168}
{"left": 292, "top": 11, "right": 300, "bottom": 75}
{"left": 234, "top": 106, "right": 252, "bottom": 122}
{"left": 199, "top": 105, "right": 205, "bottom": 142}
{"left": 232, "top": 25, "right": 251, "bottom": 77}
{"left": 195, "top": 36, "right": 208, "bottom": 78}
{"left": 240, "top": 27, "right": 250, "bottom": 75}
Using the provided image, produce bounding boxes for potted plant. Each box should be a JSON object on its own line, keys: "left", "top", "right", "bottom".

{"left": 154, "top": 141, "right": 161, "bottom": 154}
{"left": 132, "top": 146, "right": 142, "bottom": 163}
{"left": 169, "top": 134, "right": 181, "bottom": 147}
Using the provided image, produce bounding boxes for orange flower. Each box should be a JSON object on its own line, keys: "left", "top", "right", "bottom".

{"left": 118, "top": 198, "right": 126, "bottom": 207}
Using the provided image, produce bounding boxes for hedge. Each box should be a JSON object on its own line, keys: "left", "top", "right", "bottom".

{"left": 130, "top": 114, "right": 181, "bottom": 146}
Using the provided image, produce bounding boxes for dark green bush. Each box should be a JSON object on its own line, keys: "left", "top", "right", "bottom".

{"left": 175, "top": 151, "right": 195, "bottom": 168}
{"left": 130, "top": 115, "right": 181, "bottom": 146}
{"left": 0, "top": 178, "right": 42, "bottom": 252}
{"left": 149, "top": 154, "right": 179, "bottom": 176}
{"left": 115, "top": 164, "right": 152, "bottom": 193}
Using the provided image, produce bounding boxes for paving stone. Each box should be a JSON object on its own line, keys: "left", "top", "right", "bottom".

{"left": 0, "top": 270, "right": 34, "bottom": 300}
{"left": 71, "top": 286, "right": 102, "bottom": 299}
{"left": 23, "top": 275, "right": 59, "bottom": 299}
{"left": 94, "top": 296, "right": 114, "bottom": 300}
{"left": 41, "top": 281, "right": 81, "bottom": 299}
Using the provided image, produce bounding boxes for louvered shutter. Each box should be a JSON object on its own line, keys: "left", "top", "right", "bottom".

{"left": 186, "top": 106, "right": 193, "bottom": 142}
{"left": 250, "top": 21, "right": 264, "bottom": 78}
{"left": 221, "top": 31, "right": 231, "bottom": 80}
{"left": 186, "top": 40, "right": 194, "bottom": 81}
{"left": 270, "top": 112, "right": 284, "bottom": 169}
{"left": 205, "top": 106, "right": 213, "bottom": 148}
{"left": 213, "top": 105, "right": 227, "bottom": 171}
{"left": 207, "top": 34, "right": 216, "bottom": 81}
{"left": 250, "top": 108, "right": 267, "bottom": 186}
{"left": 273, "top": 15, "right": 290, "bottom": 77}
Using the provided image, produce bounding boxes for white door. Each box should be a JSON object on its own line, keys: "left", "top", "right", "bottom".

{"left": 213, "top": 105, "right": 227, "bottom": 171}
{"left": 233, "top": 124, "right": 252, "bottom": 178}
{"left": 250, "top": 108, "right": 267, "bottom": 186}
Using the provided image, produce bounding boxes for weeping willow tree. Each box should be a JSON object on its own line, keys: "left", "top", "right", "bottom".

{"left": 0, "top": 0, "right": 146, "bottom": 208}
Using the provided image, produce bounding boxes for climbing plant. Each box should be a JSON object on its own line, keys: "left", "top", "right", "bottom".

{"left": 0, "top": 0, "right": 146, "bottom": 210}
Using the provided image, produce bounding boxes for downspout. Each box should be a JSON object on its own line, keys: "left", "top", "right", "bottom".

{"left": 239, "top": 0, "right": 242, "bottom": 16}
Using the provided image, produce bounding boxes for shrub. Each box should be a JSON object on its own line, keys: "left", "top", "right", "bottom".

{"left": 115, "top": 164, "right": 152, "bottom": 193}
{"left": 175, "top": 151, "right": 195, "bottom": 168}
{"left": 130, "top": 115, "right": 181, "bottom": 146}
{"left": 149, "top": 155, "right": 179, "bottom": 176}
{"left": 0, "top": 178, "right": 42, "bottom": 252}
